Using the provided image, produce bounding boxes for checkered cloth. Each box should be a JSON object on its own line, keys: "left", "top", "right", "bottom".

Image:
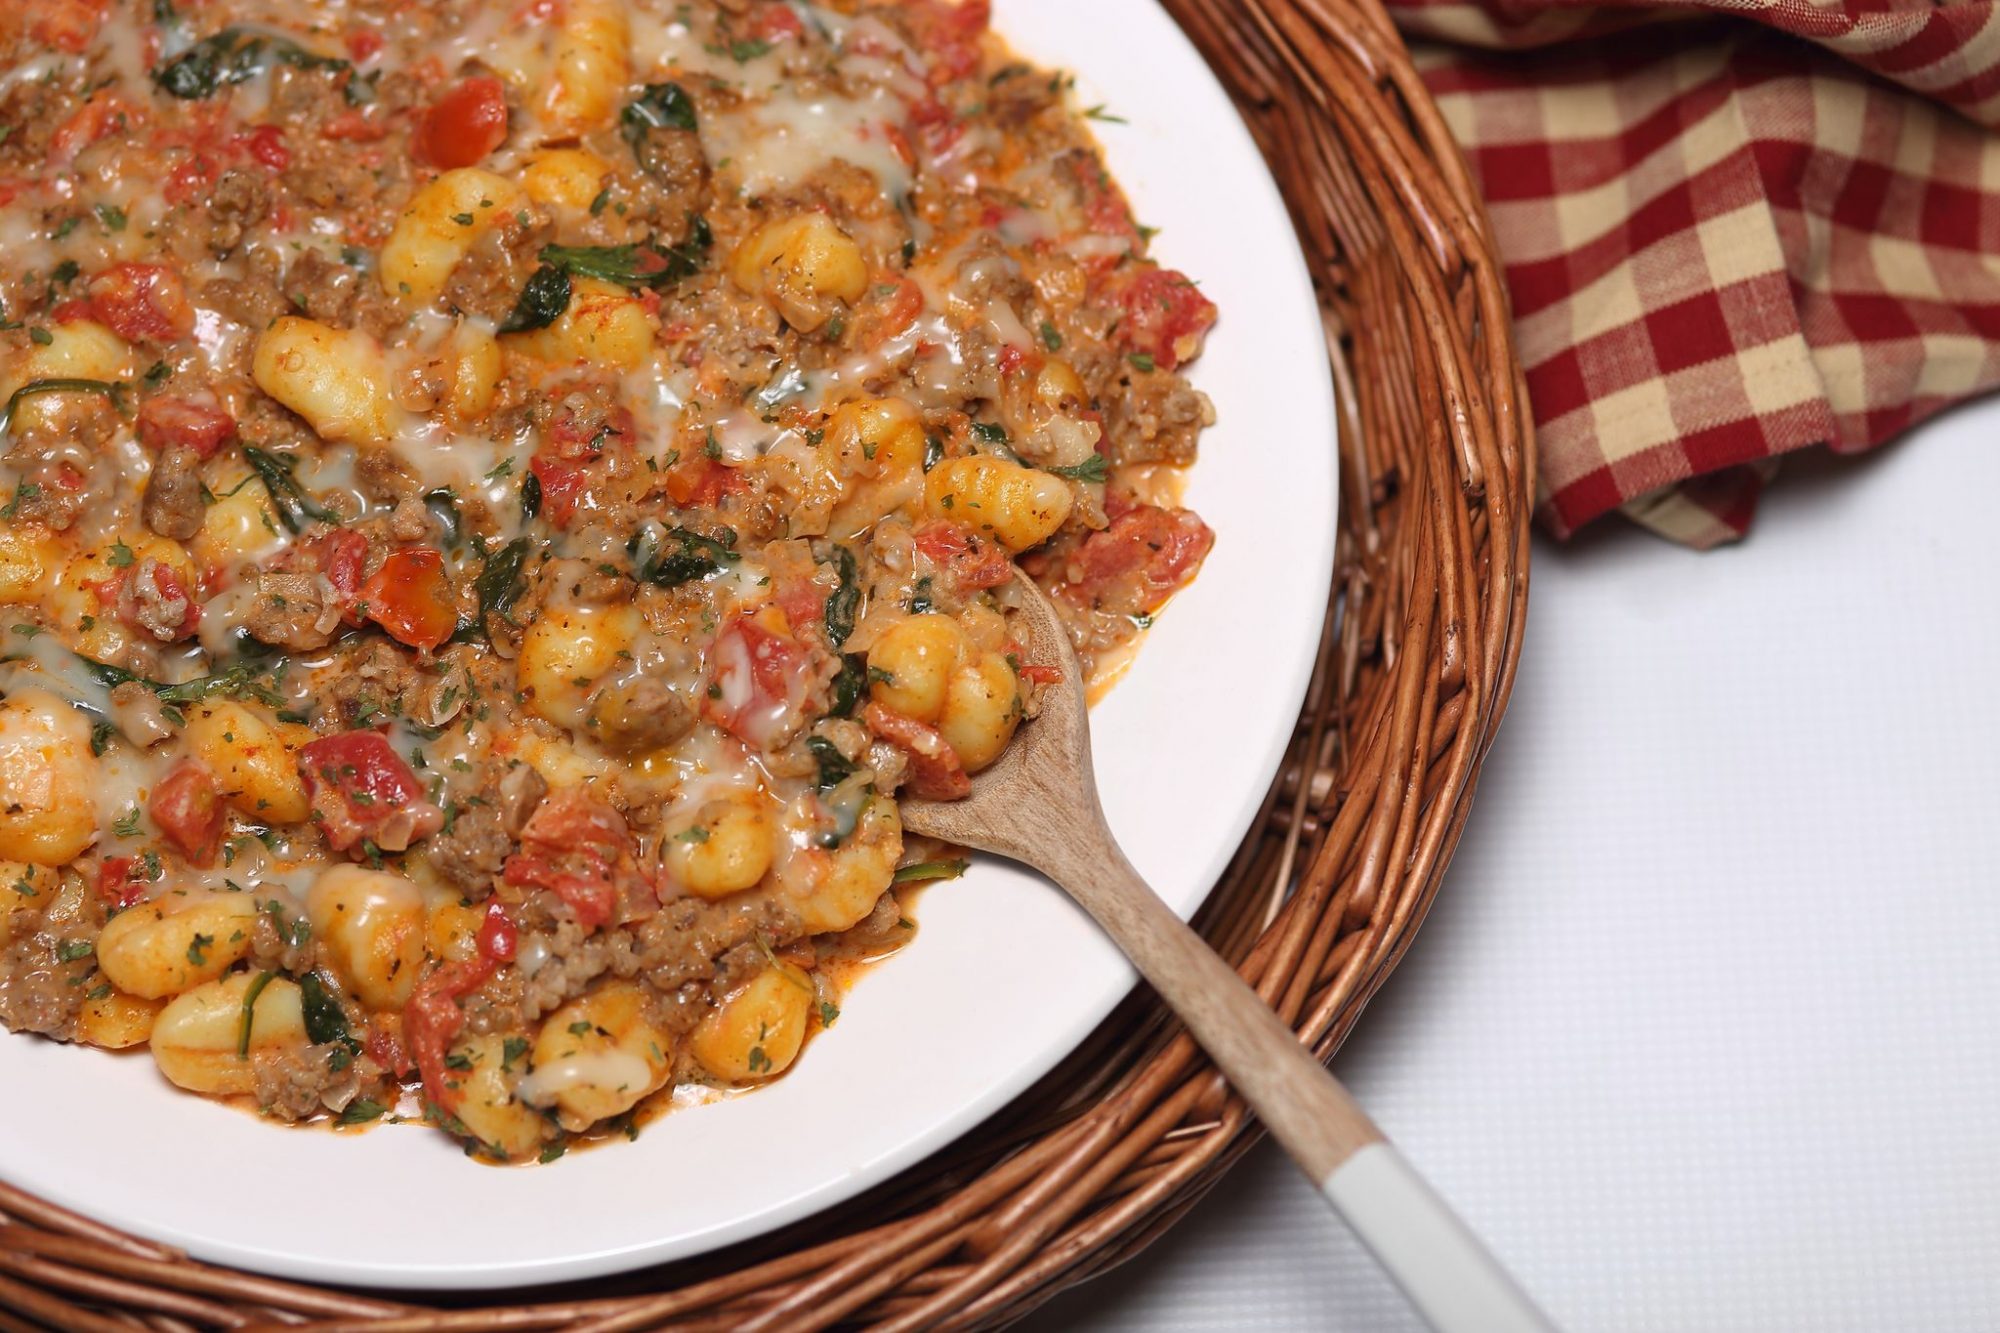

{"left": 1389, "top": 0, "right": 2000, "bottom": 546}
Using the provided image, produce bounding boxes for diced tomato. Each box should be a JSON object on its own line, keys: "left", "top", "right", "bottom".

{"left": 1057, "top": 504, "right": 1214, "bottom": 616}
{"left": 321, "top": 108, "right": 391, "bottom": 142}
{"left": 664, "top": 453, "right": 746, "bottom": 510}
{"left": 238, "top": 124, "right": 289, "bottom": 172}
{"left": 1018, "top": 662, "right": 1062, "bottom": 686}
{"left": 309, "top": 528, "right": 369, "bottom": 618}
{"left": 164, "top": 153, "right": 221, "bottom": 206}
{"left": 96, "top": 857, "right": 153, "bottom": 909}
{"left": 902, "top": 0, "right": 990, "bottom": 84}
{"left": 404, "top": 952, "right": 496, "bottom": 1114}
{"left": 858, "top": 275, "right": 924, "bottom": 350}
{"left": 703, "top": 616, "right": 814, "bottom": 749}
{"left": 30, "top": 0, "right": 106, "bottom": 54}
{"left": 86, "top": 264, "right": 193, "bottom": 344}
{"left": 752, "top": 2, "right": 805, "bottom": 40}
{"left": 774, "top": 568, "right": 830, "bottom": 630}
{"left": 149, "top": 759, "right": 226, "bottom": 866}
{"left": 907, "top": 95, "right": 965, "bottom": 162}
{"left": 345, "top": 27, "right": 385, "bottom": 62}
{"left": 863, "top": 702, "right": 971, "bottom": 800}
{"left": 413, "top": 77, "right": 510, "bottom": 169}
{"left": 1105, "top": 267, "right": 1217, "bottom": 372}
{"left": 137, "top": 395, "right": 236, "bottom": 459}
{"left": 475, "top": 902, "right": 517, "bottom": 962}
{"left": 50, "top": 93, "right": 135, "bottom": 162}
{"left": 501, "top": 789, "right": 647, "bottom": 930}
{"left": 48, "top": 299, "right": 94, "bottom": 324}
{"left": 997, "top": 344, "right": 1032, "bottom": 377}
{"left": 297, "top": 731, "right": 444, "bottom": 854}
{"left": 528, "top": 452, "right": 592, "bottom": 527}
{"left": 140, "top": 561, "right": 202, "bottom": 640}
{"left": 914, "top": 520, "right": 1013, "bottom": 595}
{"left": 366, "top": 1022, "right": 415, "bottom": 1080}
{"left": 95, "top": 560, "right": 201, "bottom": 641}
{"left": 358, "top": 548, "right": 457, "bottom": 652}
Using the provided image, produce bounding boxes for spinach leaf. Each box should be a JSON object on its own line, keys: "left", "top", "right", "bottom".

{"left": 154, "top": 27, "right": 349, "bottom": 100}
{"left": 473, "top": 537, "right": 532, "bottom": 627}
{"left": 78, "top": 655, "right": 283, "bottom": 708}
{"left": 423, "top": 488, "right": 461, "bottom": 546}
{"left": 242, "top": 446, "right": 340, "bottom": 533}
{"left": 621, "top": 82, "right": 697, "bottom": 146}
{"left": 806, "top": 735, "right": 856, "bottom": 791}
{"left": 299, "top": 971, "right": 359, "bottom": 1051}
{"left": 499, "top": 264, "right": 572, "bottom": 334}
{"left": 1048, "top": 454, "right": 1109, "bottom": 484}
{"left": 630, "top": 524, "right": 737, "bottom": 587}
{"left": 827, "top": 653, "right": 868, "bottom": 718}
{"left": 822, "top": 544, "right": 860, "bottom": 648}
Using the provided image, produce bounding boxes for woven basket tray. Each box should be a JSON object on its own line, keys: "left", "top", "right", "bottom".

{"left": 0, "top": 0, "right": 1530, "bottom": 1326}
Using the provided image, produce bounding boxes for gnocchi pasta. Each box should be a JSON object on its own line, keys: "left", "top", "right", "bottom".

{"left": 0, "top": 0, "right": 1217, "bottom": 1163}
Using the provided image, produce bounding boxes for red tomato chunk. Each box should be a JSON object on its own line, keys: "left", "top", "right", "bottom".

{"left": 136, "top": 396, "right": 236, "bottom": 459}
{"left": 414, "top": 77, "right": 510, "bottom": 169}
{"left": 148, "top": 759, "right": 226, "bottom": 866}
{"left": 502, "top": 789, "right": 648, "bottom": 930}
{"left": 1107, "top": 268, "right": 1217, "bottom": 372}
{"left": 864, "top": 702, "right": 971, "bottom": 800}
{"left": 358, "top": 548, "right": 457, "bottom": 652}
{"left": 296, "top": 732, "right": 444, "bottom": 853}
{"left": 703, "top": 617, "right": 814, "bottom": 749}
{"left": 86, "top": 263, "right": 193, "bottom": 343}
{"left": 1059, "top": 504, "right": 1214, "bottom": 616}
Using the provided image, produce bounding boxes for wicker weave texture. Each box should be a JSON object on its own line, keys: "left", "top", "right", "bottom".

{"left": 0, "top": 0, "right": 1531, "bottom": 1325}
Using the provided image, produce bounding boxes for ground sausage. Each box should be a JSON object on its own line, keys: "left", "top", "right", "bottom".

{"left": 243, "top": 570, "right": 340, "bottom": 652}
{"left": 253, "top": 1043, "right": 355, "bottom": 1121}
{"left": 425, "top": 761, "right": 548, "bottom": 894}
{"left": 206, "top": 168, "right": 271, "bottom": 256}
{"left": 0, "top": 925, "right": 90, "bottom": 1040}
{"left": 142, "top": 444, "right": 206, "bottom": 539}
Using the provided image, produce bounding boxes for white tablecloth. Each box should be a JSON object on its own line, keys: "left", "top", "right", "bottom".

{"left": 1035, "top": 399, "right": 2000, "bottom": 1330}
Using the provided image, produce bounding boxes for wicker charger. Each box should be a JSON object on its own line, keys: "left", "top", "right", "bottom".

{"left": 0, "top": 0, "right": 1530, "bottom": 1326}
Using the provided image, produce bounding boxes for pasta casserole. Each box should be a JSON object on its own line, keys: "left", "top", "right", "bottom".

{"left": 0, "top": 0, "right": 1216, "bottom": 1160}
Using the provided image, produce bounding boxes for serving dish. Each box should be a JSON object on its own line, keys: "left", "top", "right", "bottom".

{"left": 0, "top": 0, "right": 1335, "bottom": 1288}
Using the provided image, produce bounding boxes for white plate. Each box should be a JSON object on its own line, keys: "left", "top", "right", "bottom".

{"left": 0, "top": 0, "right": 1336, "bottom": 1288}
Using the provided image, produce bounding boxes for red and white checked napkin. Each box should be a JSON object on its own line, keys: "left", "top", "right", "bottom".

{"left": 1388, "top": 0, "right": 2000, "bottom": 547}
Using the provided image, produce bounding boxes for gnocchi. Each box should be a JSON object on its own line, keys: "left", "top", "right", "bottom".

{"left": 378, "top": 168, "right": 526, "bottom": 305}
{"left": 96, "top": 892, "right": 260, "bottom": 999}
{"left": 689, "top": 963, "right": 813, "bottom": 1084}
{"left": 729, "top": 214, "right": 869, "bottom": 332}
{"left": 0, "top": 691, "right": 100, "bottom": 865}
{"left": 152, "top": 973, "right": 309, "bottom": 1096}
{"left": 252, "top": 317, "right": 397, "bottom": 445}
{"left": 924, "top": 456, "right": 1075, "bottom": 553}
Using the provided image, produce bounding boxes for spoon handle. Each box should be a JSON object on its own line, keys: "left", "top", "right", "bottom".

{"left": 1053, "top": 831, "right": 1552, "bottom": 1333}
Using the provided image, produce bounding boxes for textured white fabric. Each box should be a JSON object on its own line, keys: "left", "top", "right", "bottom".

{"left": 1035, "top": 401, "right": 2000, "bottom": 1331}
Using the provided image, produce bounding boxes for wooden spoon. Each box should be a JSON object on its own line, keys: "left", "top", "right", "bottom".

{"left": 898, "top": 574, "right": 1551, "bottom": 1333}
